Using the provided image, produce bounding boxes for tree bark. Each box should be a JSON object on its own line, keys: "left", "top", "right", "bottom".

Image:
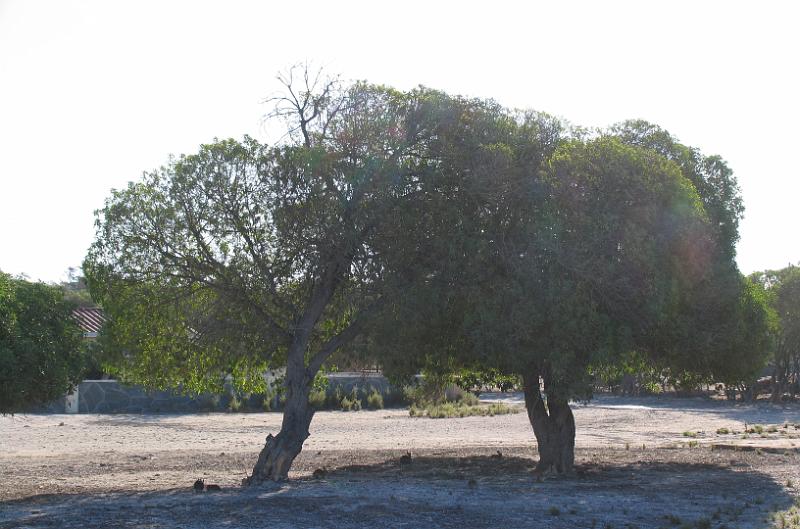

{"left": 522, "top": 373, "right": 576, "bottom": 474}
{"left": 247, "top": 367, "right": 315, "bottom": 483}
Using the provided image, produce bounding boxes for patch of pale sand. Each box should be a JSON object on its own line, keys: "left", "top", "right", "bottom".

{"left": 2, "top": 396, "right": 798, "bottom": 460}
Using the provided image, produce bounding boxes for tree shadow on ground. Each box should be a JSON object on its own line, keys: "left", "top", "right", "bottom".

{"left": 1, "top": 452, "right": 796, "bottom": 529}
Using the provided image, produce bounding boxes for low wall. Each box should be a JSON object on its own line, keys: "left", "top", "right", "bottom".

{"left": 42, "top": 380, "right": 220, "bottom": 414}
{"left": 41, "top": 373, "right": 396, "bottom": 414}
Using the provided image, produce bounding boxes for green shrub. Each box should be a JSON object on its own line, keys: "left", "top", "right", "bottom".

{"left": 403, "top": 383, "right": 427, "bottom": 407}
{"left": 682, "top": 431, "right": 697, "bottom": 438}
{"left": 716, "top": 427, "right": 730, "bottom": 435}
{"left": 308, "top": 389, "right": 327, "bottom": 409}
{"left": 366, "top": 388, "right": 384, "bottom": 410}
{"left": 409, "top": 401, "right": 521, "bottom": 419}
{"left": 340, "top": 388, "right": 362, "bottom": 411}
{"left": 455, "top": 391, "right": 480, "bottom": 406}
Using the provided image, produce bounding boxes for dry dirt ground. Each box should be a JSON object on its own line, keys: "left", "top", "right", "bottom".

{"left": 1, "top": 395, "right": 799, "bottom": 528}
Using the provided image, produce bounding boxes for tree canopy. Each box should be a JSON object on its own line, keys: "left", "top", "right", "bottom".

{"left": 372, "top": 118, "right": 768, "bottom": 472}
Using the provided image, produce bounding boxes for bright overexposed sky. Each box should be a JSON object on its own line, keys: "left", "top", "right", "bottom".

{"left": 1, "top": 0, "right": 797, "bottom": 282}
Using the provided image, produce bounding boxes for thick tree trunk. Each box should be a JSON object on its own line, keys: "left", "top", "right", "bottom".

{"left": 522, "top": 373, "right": 576, "bottom": 474}
{"left": 247, "top": 372, "right": 314, "bottom": 483}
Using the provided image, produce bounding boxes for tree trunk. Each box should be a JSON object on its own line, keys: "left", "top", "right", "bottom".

{"left": 522, "top": 373, "right": 576, "bottom": 474}
{"left": 247, "top": 373, "right": 314, "bottom": 483}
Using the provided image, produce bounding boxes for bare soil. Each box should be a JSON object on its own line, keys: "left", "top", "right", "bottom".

{"left": 1, "top": 395, "right": 799, "bottom": 528}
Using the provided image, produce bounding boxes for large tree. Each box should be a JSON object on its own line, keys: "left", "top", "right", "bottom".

{"left": 0, "top": 272, "right": 85, "bottom": 413}
{"left": 376, "top": 126, "right": 767, "bottom": 473}
{"left": 85, "top": 75, "right": 491, "bottom": 482}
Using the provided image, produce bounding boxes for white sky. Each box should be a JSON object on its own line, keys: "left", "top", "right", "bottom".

{"left": 1, "top": 0, "right": 798, "bottom": 283}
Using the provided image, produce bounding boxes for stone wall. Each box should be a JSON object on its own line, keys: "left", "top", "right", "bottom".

{"left": 41, "top": 380, "right": 221, "bottom": 414}
{"left": 40, "top": 372, "right": 397, "bottom": 414}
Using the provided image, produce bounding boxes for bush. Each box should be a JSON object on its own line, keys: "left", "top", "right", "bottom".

{"left": 308, "top": 388, "right": 327, "bottom": 409}
{"left": 403, "top": 384, "right": 425, "bottom": 406}
{"left": 366, "top": 387, "right": 384, "bottom": 410}
{"left": 455, "top": 391, "right": 479, "bottom": 406}
{"left": 340, "top": 387, "right": 362, "bottom": 411}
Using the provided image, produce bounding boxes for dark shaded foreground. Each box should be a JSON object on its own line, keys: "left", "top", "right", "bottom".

{"left": 2, "top": 449, "right": 797, "bottom": 529}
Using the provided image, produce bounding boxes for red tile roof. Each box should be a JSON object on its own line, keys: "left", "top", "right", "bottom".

{"left": 72, "top": 307, "right": 106, "bottom": 335}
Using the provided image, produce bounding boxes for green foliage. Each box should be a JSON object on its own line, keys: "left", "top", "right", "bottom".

{"left": 456, "top": 368, "right": 520, "bottom": 392}
{"left": 455, "top": 391, "right": 480, "bottom": 406}
{"left": 0, "top": 273, "right": 86, "bottom": 413}
{"left": 610, "top": 120, "right": 744, "bottom": 260}
{"left": 308, "top": 388, "right": 327, "bottom": 409}
{"left": 311, "top": 372, "right": 329, "bottom": 396}
{"left": 410, "top": 400, "right": 520, "bottom": 419}
{"left": 366, "top": 387, "right": 384, "bottom": 410}
{"left": 340, "top": 387, "right": 362, "bottom": 411}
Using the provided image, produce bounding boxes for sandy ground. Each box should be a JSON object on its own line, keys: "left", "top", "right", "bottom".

{"left": 1, "top": 395, "right": 799, "bottom": 528}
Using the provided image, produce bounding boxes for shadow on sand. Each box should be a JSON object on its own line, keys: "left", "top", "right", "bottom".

{"left": 2, "top": 452, "right": 796, "bottom": 529}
